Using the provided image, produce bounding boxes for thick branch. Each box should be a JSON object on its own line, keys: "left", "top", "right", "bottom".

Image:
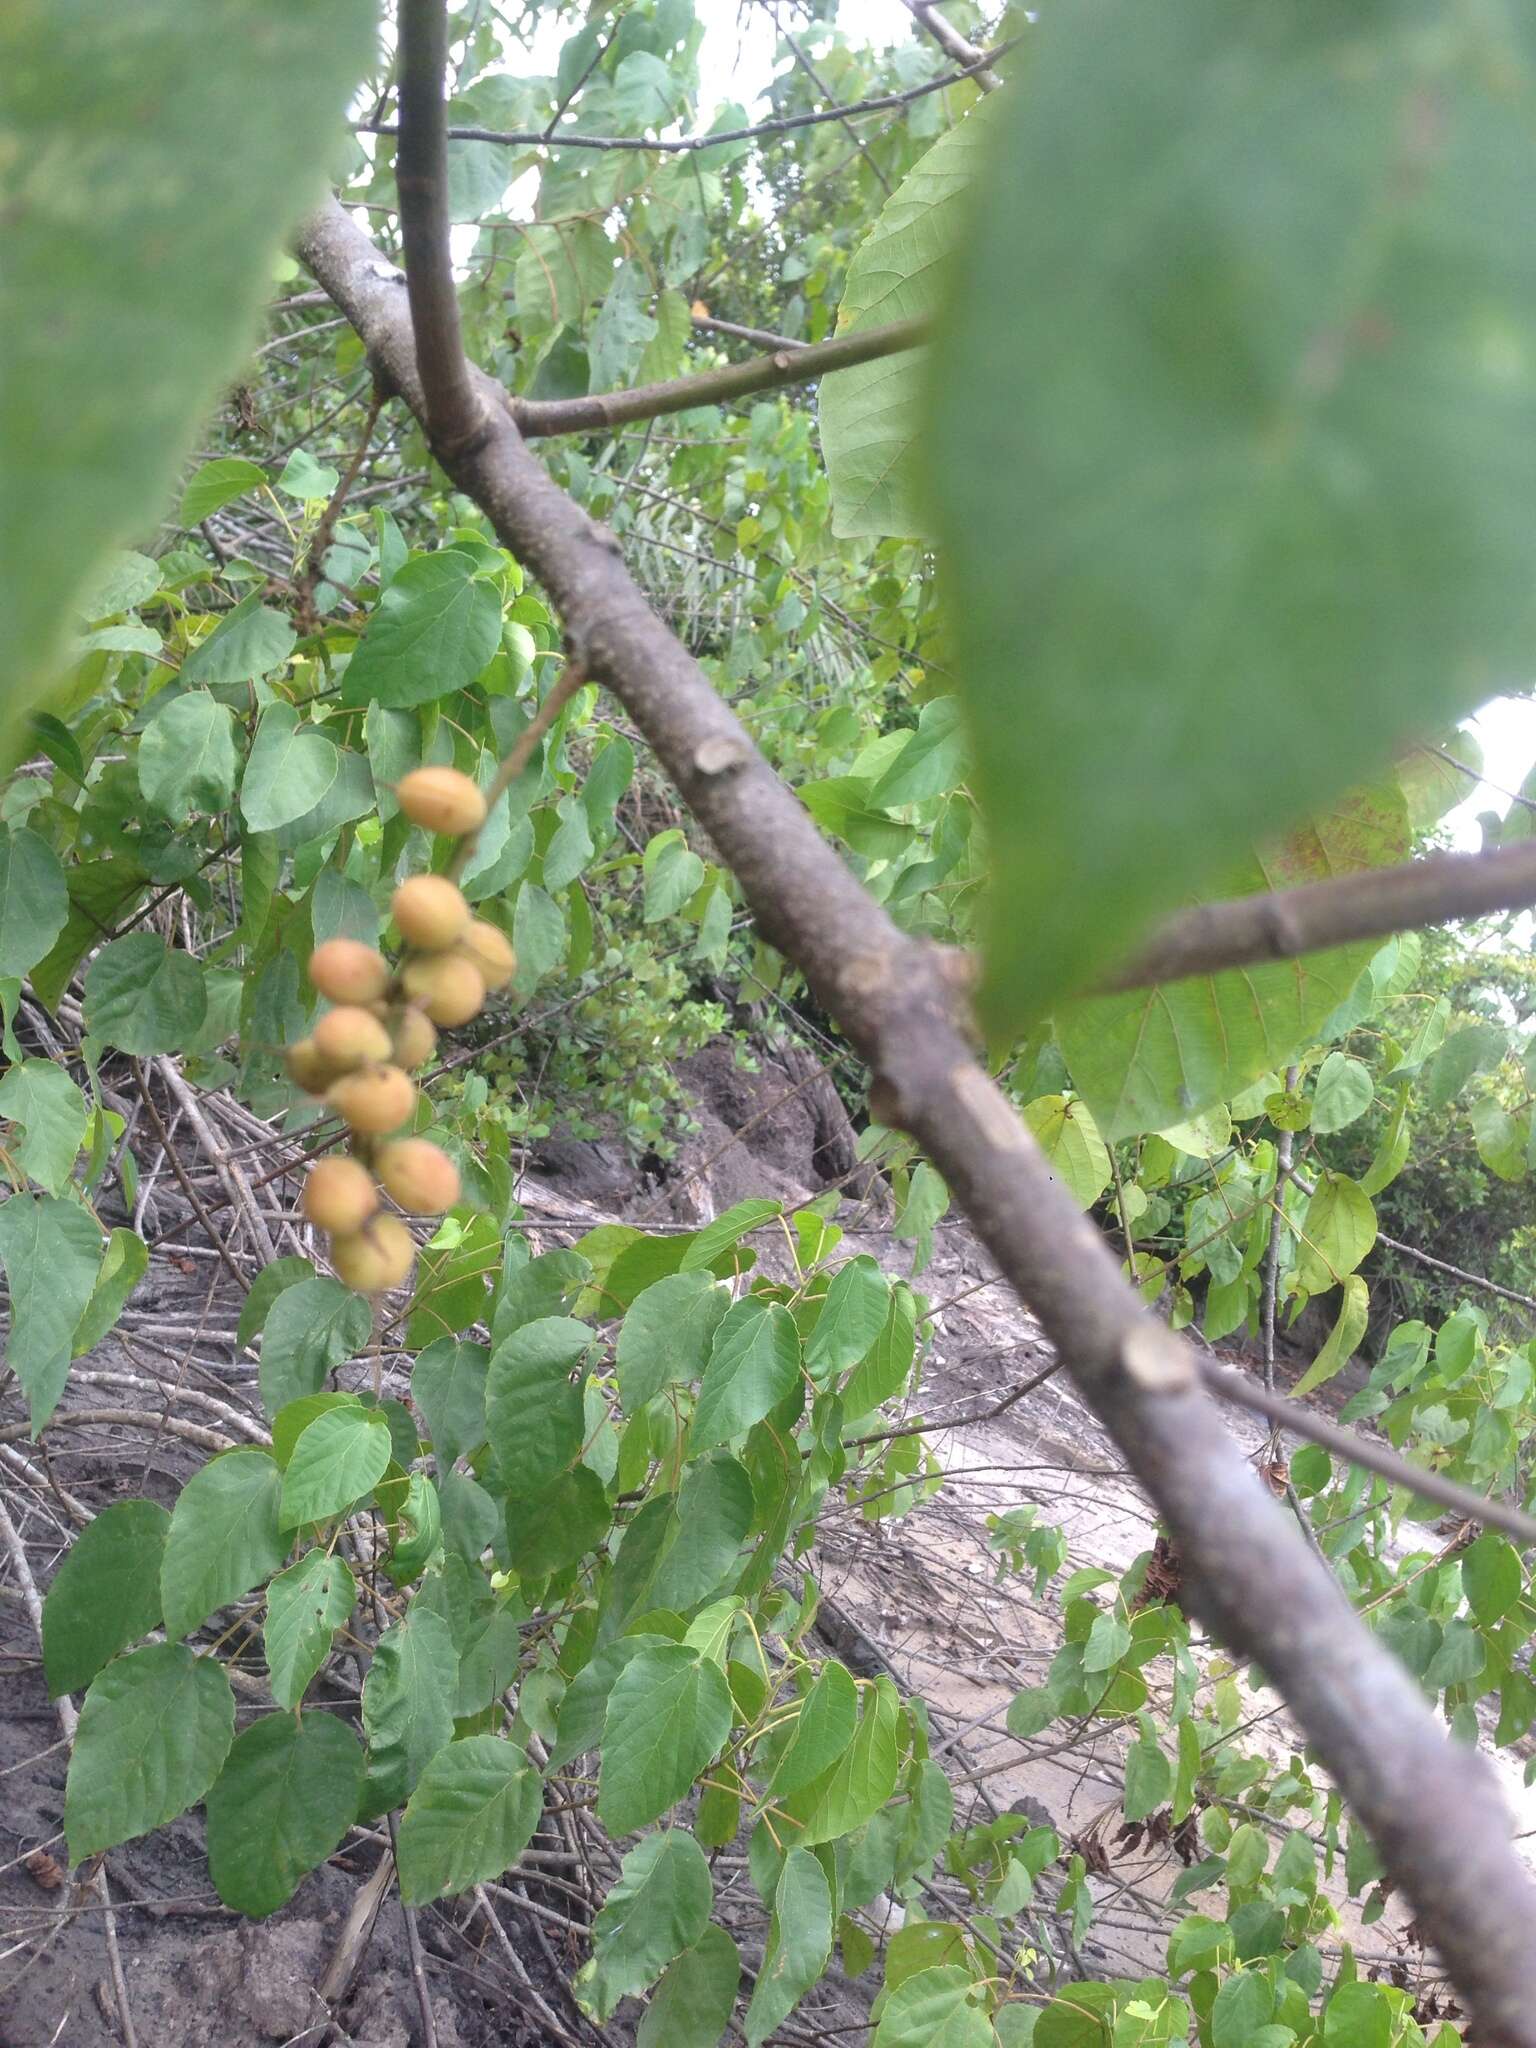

{"left": 297, "top": 195, "right": 1536, "bottom": 2043}
{"left": 395, "top": 0, "right": 488, "bottom": 457}
{"left": 1104, "top": 836, "right": 1536, "bottom": 992}
{"left": 511, "top": 317, "right": 927, "bottom": 438}
{"left": 900, "top": 0, "right": 1001, "bottom": 90}
{"left": 359, "top": 45, "right": 1010, "bottom": 153}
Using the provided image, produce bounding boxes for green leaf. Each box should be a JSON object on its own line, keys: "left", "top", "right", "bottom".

{"left": 843, "top": 1284, "right": 918, "bottom": 1422}
{"left": 1291, "top": 1274, "right": 1369, "bottom": 1398}
{"left": 1462, "top": 1532, "right": 1523, "bottom": 1628}
{"left": 549, "top": 1633, "right": 672, "bottom": 1772}
{"left": 928, "top": 3, "right": 1536, "bottom": 1036}
{"left": 64, "top": 1643, "right": 234, "bottom": 1861}
{"left": 646, "top": 1455, "right": 754, "bottom": 1613}
{"left": 513, "top": 880, "right": 566, "bottom": 990}
{"left": 396, "top": 1735, "right": 543, "bottom": 1904}
{"left": 806, "top": 1256, "right": 890, "bottom": 1380}
{"left": 0, "top": 0, "right": 374, "bottom": 761}
{"left": 1211, "top": 1971, "right": 1275, "bottom": 2048}
{"left": 1295, "top": 1173, "right": 1376, "bottom": 1295}
{"left": 241, "top": 703, "right": 340, "bottom": 832}
{"left": 1124, "top": 1723, "right": 1172, "bottom": 1823}
{"left": 181, "top": 592, "right": 296, "bottom": 685}
{"left": 867, "top": 697, "right": 968, "bottom": 808}
{"left": 258, "top": 1275, "right": 371, "bottom": 1417}
{"left": 0, "top": 1191, "right": 102, "bottom": 1432}
{"left": 342, "top": 551, "right": 503, "bottom": 709}
{"left": 1312, "top": 1053, "right": 1374, "bottom": 1136}
{"left": 0, "top": 827, "right": 69, "bottom": 976}
{"left": 1425, "top": 1022, "right": 1508, "bottom": 1112}
{"left": 72, "top": 1227, "right": 149, "bottom": 1358}
{"left": 84, "top": 934, "right": 207, "bottom": 1055}
{"left": 413, "top": 1337, "right": 490, "bottom": 1467}
{"left": 744, "top": 1846, "right": 833, "bottom": 2045}
{"left": 691, "top": 1299, "right": 801, "bottom": 1451}
{"left": 680, "top": 1199, "right": 782, "bottom": 1270}
{"left": 1021, "top": 1095, "right": 1111, "bottom": 1209}
{"left": 598, "top": 1644, "right": 733, "bottom": 1835}
{"left": 0, "top": 1059, "right": 87, "bottom": 1195}
{"left": 280, "top": 1407, "right": 392, "bottom": 1529}
{"left": 277, "top": 447, "right": 339, "bottom": 500}
{"left": 160, "top": 1446, "right": 286, "bottom": 1641}
{"left": 1060, "top": 789, "right": 1409, "bottom": 1137}
{"left": 798, "top": 1673, "right": 903, "bottom": 1844}
{"left": 1322, "top": 1981, "right": 1392, "bottom": 2048}
{"left": 590, "top": 263, "right": 660, "bottom": 394}
{"left": 874, "top": 1966, "right": 994, "bottom": 2048}
{"left": 139, "top": 691, "right": 240, "bottom": 818}
{"left": 616, "top": 1271, "right": 727, "bottom": 1413}
{"left": 362, "top": 1607, "right": 459, "bottom": 1813}
{"left": 504, "top": 1463, "right": 611, "bottom": 1577}
{"left": 770, "top": 1660, "right": 858, "bottom": 1800}
{"left": 264, "top": 1548, "right": 357, "bottom": 1709}
{"left": 206, "top": 1712, "right": 363, "bottom": 1916}
{"left": 637, "top": 1923, "right": 742, "bottom": 2048}
{"left": 180, "top": 456, "right": 268, "bottom": 525}
{"left": 644, "top": 829, "right": 706, "bottom": 923}
{"left": 486, "top": 1315, "right": 591, "bottom": 1496}
{"left": 42, "top": 1500, "right": 169, "bottom": 1698}
{"left": 576, "top": 1829, "right": 714, "bottom": 2022}
{"left": 821, "top": 104, "right": 998, "bottom": 539}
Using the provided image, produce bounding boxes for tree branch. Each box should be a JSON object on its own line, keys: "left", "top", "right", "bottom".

{"left": 359, "top": 44, "right": 1011, "bottom": 154}
{"left": 510, "top": 317, "right": 927, "bottom": 438}
{"left": 296, "top": 192, "right": 1536, "bottom": 2043}
{"left": 395, "top": 0, "right": 490, "bottom": 458}
{"left": 900, "top": 0, "right": 1002, "bottom": 91}
{"left": 1097, "top": 836, "right": 1536, "bottom": 992}
{"left": 1198, "top": 1357, "right": 1536, "bottom": 1546}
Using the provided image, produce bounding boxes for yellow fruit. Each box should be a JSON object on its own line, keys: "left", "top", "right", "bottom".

{"left": 285, "top": 1036, "right": 331, "bottom": 1094}
{"left": 327, "top": 1064, "right": 417, "bottom": 1135}
{"left": 376, "top": 1137, "right": 461, "bottom": 1214}
{"left": 313, "top": 1004, "right": 394, "bottom": 1072}
{"left": 400, "top": 952, "right": 485, "bottom": 1027}
{"left": 396, "top": 767, "right": 488, "bottom": 837}
{"left": 393, "top": 874, "right": 471, "bottom": 950}
{"left": 459, "top": 918, "right": 516, "bottom": 992}
{"left": 309, "top": 938, "right": 391, "bottom": 1005}
{"left": 389, "top": 1006, "right": 439, "bottom": 1071}
{"left": 331, "top": 1214, "right": 415, "bottom": 1293}
{"left": 302, "top": 1155, "right": 379, "bottom": 1234}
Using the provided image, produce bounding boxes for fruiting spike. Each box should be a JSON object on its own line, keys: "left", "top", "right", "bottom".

{"left": 285, "top": 1036, "right": 331, "bottom": 1094}
{"left": 396, "top": 766, "right": 488, "bottom": 837}
{"left": 459, "top": 918, "right": 516, "bottom": 992}
{"left": 393, "top": 874, "right": 472, "bottom": 950}
{"left": 400, "top": 953, "right": 486, "bottom": 1027}
{"left": 389, "top": 1006, "right": 438, "bottom": 1071}
{"left": 302, "top": 1155, "right": 379, "bottom": 1234}
{"left": 331, "top": 1214, "right": 415, "bottom": 1293}
{"left": 376, "top": 1137, "right": 461, "bottom": 1214}
{"left": 310, "top": 937, "right": 391, "bottom": 1005}
{"left": 327, "top": 1064, "right": 418, "bottom": 1135}
{"left": 312, "top": 1004, "right": 394, "bottom": 1072}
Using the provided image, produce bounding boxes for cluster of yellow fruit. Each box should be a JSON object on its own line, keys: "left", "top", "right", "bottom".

{"left": 285, "top": 767, "right": 515, "bottom": 1294}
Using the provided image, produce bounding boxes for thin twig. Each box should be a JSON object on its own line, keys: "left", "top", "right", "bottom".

{"left": 446, "top": 662, "right": 588, "bottom": 882}
{"left": 359, "top": 42, "right": 1015, "bottom": 152}
{"left": 512, "top": 316, "right": 927, "bottom": 438}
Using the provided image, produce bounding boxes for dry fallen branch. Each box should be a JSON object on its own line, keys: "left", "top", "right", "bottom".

{"left": 298, "top": 37, "right": 1536, "bottom": 2035}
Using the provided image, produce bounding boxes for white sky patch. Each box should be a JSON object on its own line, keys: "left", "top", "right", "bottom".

{"left": 1445, "top": 694, "right": 1536, "bottom": 849}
